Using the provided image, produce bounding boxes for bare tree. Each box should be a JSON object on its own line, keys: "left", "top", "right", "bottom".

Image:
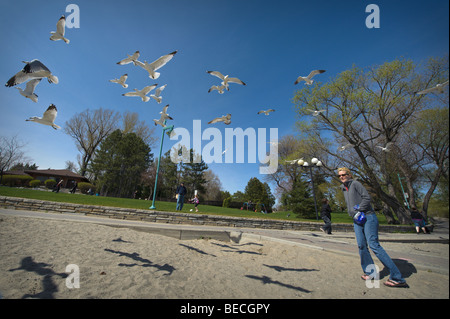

{"left": 122, "top": 111, "right": 157, "bottom": 148}
{"left": 64, "top": 108, "right": 120, "bottom": 176}
{"left": 0, "top": 135, "right": 27, "bottom": 183}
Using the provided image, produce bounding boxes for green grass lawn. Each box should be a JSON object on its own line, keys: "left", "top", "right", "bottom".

{"left": 0, "top": 186, "right": 385, "bottom": 224}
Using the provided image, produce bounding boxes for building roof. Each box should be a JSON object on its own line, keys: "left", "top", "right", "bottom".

{"left": 23, "top": 169, "right": 90, "bottom": 182}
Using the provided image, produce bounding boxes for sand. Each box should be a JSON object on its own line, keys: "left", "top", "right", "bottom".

{"left": 0, "top": 214, "right": 448, "bottom": 300}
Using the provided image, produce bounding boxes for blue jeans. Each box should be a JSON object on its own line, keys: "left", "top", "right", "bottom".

{"left": 353, "top": 213, "right": 405, "bottom": 283}
{"left": 176, "top": 195, "right": 185, "bottom": 211}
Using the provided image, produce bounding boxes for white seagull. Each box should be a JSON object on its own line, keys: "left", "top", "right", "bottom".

{"left": 207, "top": 71, "right": 246, "bottom": 90}
{"left": 153, "top": 104, "right": 173, "bottom": 127}
{"left": 150, "top": 84, "right": 167, "bottom": 103}
{"left": 6, "top": 60, "right": 59, "bottom": 87}
{"left": 294, "top": 70, "right": 326, "bottom": 85}
{"left": 122, "top": 84, "right": 158, "bottom": 102}
{"left": 135, "top": 50, "right": 177, "bottom": 80}
{"left": 416, "top": 80, "right": 449, "bottom": 95}
{"left": 109, "top": 74, "right": 128, "bottom": 88}
{"left": 338, "top": 143, "right": 354, "bottom": 152}
{"left": 208, "top": 84, "right": 226, "bottom": 94}
{"left": 376, "top": 142, "right": 393, "bottom": 152}
{"left": 306, "top": 108, "right": 326, "bottom": 116}
{"left": 208, "top": 114, "right": 232, "bottom": 125}
{"left": 116, "top": 51, "right": 140, "bottom": 65}
{"left": 50, "top": 15, "right": 70, "bottom": 44}
{"left": 257, "top": 109, "right": 275, "bottom": 115}
{"left": 16, "top": 78, "right": 41, "bottom": 102}
{"left": 26, "top": 104, "right": 60, "bottom": 130}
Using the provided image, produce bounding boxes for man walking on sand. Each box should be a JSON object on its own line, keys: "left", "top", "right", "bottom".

{"left": 338, "top": 167, "right": 407, "bottom": 288}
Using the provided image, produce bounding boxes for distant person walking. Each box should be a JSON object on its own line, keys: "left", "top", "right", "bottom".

{"left": 70, "top": 181, "right": 77, "bottom": 194}
{"left": 176, "top": 182, "right": 187, "bottom": 211}
{"left": 53, "top": 180, "right": 63, "bottom": 193}
{"left": 338, "top": 167, "right": 407, "bottom": 288}
{"left": 320, "top": 198, "right": 332, "bottom": 234}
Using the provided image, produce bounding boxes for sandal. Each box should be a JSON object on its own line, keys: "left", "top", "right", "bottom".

{"left": 361, "top": 274, "right": 371, "bottom": 280}
{"left": 383, "top": 279, "right": 408, "bottom": 288}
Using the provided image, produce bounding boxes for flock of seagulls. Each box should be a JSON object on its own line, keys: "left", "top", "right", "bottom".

{"left": 3, "top": 14, "right": 72, "bottom": 130}
{"left": 112, "top": 50, "right": 177, "bottom": 128}
{"left": 3, "top": 12, "right": 449, "bottom": 151}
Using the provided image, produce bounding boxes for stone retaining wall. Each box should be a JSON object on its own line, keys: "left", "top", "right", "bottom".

{"left": 0, "top": 196, "right": 414, "bottom": 233}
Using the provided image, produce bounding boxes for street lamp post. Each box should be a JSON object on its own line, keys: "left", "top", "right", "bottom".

{"left": 149, "top": 120, "right": 174, "bottom": 210}
{"left": 297, "top": 158, "right": 322, "bottom": 220}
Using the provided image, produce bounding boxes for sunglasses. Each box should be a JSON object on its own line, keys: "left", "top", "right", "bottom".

{"left": 338, "top": 174, "right": 349, "bottom": 177}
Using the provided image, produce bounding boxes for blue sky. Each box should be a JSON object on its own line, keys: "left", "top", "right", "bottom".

{"left": 0, "top": 0, "right": 448, "bottom": 196}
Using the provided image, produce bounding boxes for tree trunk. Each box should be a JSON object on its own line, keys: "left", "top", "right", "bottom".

{"left": 381, "top": 202, "right": 397, "bottom": 224}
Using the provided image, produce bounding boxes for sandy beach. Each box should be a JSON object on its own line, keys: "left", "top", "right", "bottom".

{"left": 0, "top": 213, "right": 448, "bottom": 300}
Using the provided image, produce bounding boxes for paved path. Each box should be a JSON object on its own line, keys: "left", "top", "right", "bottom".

{"left": 1, "top": 208, "right": 448, "bottom": 275}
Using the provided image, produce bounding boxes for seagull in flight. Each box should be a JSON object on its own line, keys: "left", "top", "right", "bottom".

{"left": 294, "top": 70, "right": 326, "bottom": 85}
{"left": 376, "top": 142, "right": 393, "bottom": 152}
{"left": 16, "top": 78, "right": 41, "bottom": 102}
{"left": 109, "top": 74, "right": 128, "bottom": 88}
{"left": 135, "top": 50, "right": 177, "bottom": 80}
{"left": 208, "top": 84, "right": 226, "bottom": 94}
{"left": 50, "top": 15, "right": 70, "bottom": 44}
{"left": 26, "top": 104, "right": 60, "bottom": 130}
{"left": 207, "top": 71, "right": 246, "bottom": 91}
{"left": 257, "top": 109, "right": 275, "bottom": 115}
{"left": 153, "top": 104, "right": 173, "bottom": 127}
{"left": 208, "top": 114, "right": 232, "bottom": 125}
{"left": 338, "top": 143, "right": 354, "bottom": 152}
{"left": 122, "top": 84, "right": 157, "bottom": 102}
{"left": 116, "top": 51, "right": 140, "bottom": 65}
{"left": 416, "top": 80, "right": 449, "bottom": 95}
{"left": 5, "top": 60, "right": 59, "bottom": 87}
{"left": 306, "top": 108, "right": 326, "bottom": 116}
{"left": 150, "top": 84, "right": 167, "bottom": 103}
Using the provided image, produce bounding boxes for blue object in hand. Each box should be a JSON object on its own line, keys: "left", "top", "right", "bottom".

{"left": 353, "top": 205, "right": 367, "bottom": 226}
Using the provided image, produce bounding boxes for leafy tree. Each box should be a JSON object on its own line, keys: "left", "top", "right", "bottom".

{"left": 281, "top": 178, "right": 315, "bottom": 218}
{"left": 292, "top": 56, "right": 448, "bottom": 223}
{"left": 244, "top": 177, "right": 275, "bottom": 209}
{"left": 181, "top": 149, "right": 208, "bottom": 198}
{"left": 90, "top": 130, "right": 152, "bottom": 198}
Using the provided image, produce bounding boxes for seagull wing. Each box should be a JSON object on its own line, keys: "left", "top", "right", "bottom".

{"left": 42, "top": 104, "right": 57, "bottom": 123}
{"left": 306, "top": 70, "right": 326, "bottom": 80}
{"left": 207, "top": 117, "right": 224, "bottom": 124}
{"left": 207, "top": 71, "right": 225, "bottom": 80}
{"left": 6, "top": 70, "right": 30, "bottom": 87}
{"left": 154, "top": 84, "right": 166, "bottom": 97}
{"left": 56, "top": 16, "right": 66, "bottom": 36}
{"left": 24, "top": 60, "right": 51, "bottom": 74}
{"left": 119, "top": 74, "right": 128, "bottom": 83}
{"left": 149, "top": 50, "right": 177, "bottom": 72}
{"left": 161, "top": 104, "right": 169, "bottom": 114}
{"left": 117, "top": 51, "right": 140, "bottom": 65}
{"left": 123, "top": 91, "right": 140, "bottom": 97}
{"left": 141, "top": 84, "right": 158, "bottom": 95}
{"left": 416, "top": 87, "right": 437, "bottom": 94}
{"left": 24, "top": 78, "right": 41, "bottom": 94}
{"left": 227, "top": 77, "right": 246, "bottom": 85}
